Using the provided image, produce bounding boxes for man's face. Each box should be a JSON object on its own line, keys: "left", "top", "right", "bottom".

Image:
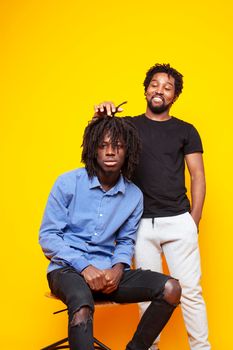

{"left": 96, "top": 133, "right": 126, "bottom": 175}
{"left": 145, "top": 72, "right": 176, "bottom": 114}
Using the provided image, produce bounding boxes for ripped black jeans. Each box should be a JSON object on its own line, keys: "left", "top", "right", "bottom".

{"left": 48, "top": 267, "right": 177, "bottom": 350}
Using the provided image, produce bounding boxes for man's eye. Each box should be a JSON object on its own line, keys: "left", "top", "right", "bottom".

{"left": 116, "top": 143, "right": 123, "bottom": 148}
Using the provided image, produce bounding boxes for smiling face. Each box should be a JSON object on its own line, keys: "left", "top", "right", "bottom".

{"left": 96, "top": 132, "right": 126, "bottom": 176}
{"left": 145, "top": 72, "right": 176, "bottom": 114}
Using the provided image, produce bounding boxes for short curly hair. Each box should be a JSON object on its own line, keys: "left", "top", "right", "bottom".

{"left": 82, "top": 116, "right": 141, "bottom": 179}
{"left": 143, "top": 63, "right": 183, "bottom": 97}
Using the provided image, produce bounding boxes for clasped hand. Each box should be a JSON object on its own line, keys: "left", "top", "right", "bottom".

{"left": 81, "top": 264, "right": 124, "bottom": 294}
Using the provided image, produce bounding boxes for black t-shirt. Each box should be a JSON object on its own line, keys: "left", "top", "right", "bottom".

{"left": 126, "top": 114, "right": 203, "bottom": 217}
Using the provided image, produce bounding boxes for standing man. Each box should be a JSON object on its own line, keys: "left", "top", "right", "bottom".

{"left": 94, "top": 63, "right": 211, "bottom": 350}
{"left": 39, "top": 116, "right": 181, "bottom": 350}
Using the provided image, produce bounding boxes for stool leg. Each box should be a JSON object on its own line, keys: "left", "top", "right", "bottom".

{"left": 41, "top": 337, "right": 69, "bottom": 349}
{"left": 41, "top": 336, "right": 111, "bottom": 350}
{"left": 94, "top": 337, "right": 111, "bottom": 350}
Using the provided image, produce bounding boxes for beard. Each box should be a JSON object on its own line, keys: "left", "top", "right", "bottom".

{"left": 147, "top": 98, "right": 171, "bottom": 114}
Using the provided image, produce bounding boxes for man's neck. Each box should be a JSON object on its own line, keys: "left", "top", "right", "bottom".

{"left": 145, "top": 108, "right": 172, "bottom": 122}
{"left": 97, "top": 171, "right": 121, "bottom": 191}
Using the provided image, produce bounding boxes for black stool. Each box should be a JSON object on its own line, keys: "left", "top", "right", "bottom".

{"left": 41, "top": 292, "right": 120, "bottom": 350}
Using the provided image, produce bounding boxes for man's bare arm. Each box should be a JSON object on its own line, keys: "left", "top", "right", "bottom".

{"left": 185, "top": 152, "right": 206, "bottom": 228}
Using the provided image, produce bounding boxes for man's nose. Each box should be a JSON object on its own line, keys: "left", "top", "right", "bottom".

{"left": 155, "top": 86, "right": 164, "bottom": 95}
{"left": 106, "top": 144, "right": 115, "bottom": 155}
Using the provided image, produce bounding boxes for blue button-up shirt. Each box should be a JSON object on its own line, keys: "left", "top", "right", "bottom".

{"left": 39, "top": 168, "right": 143, "bottom": 273}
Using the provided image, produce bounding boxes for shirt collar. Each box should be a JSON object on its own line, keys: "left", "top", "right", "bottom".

{"left": 89, "top": 174, "right": 126, "bottom": 195}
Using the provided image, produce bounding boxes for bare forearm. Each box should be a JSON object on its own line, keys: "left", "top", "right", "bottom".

{"left": 185, "top": 153, "right": 206, "bottom": 227}
{"left": 112, "top": 263, "right": 124, "bottom": 274}
{"left": 190, "top": 173, "right": 206, "bottom": 225}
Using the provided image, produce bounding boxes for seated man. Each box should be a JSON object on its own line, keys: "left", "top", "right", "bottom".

{"left": 39, "top": 116, "right": 181, "bottom": 350}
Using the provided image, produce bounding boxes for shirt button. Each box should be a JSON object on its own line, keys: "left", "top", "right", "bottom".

{"left": 99, "top": 214, "right": 103, "bottom": 217}
{"left": 94, "top": 233, "right": 98, "bottom": 236}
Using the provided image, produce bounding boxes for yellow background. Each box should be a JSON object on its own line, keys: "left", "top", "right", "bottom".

{"left": 1, "top": 0, "right": 232, "bottom": 349}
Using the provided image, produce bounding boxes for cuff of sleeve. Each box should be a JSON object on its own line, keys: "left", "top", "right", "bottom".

{"left": 111, "top": 256, "right": 131, "bottom": 269}
{"left": 73, "top": 258, "right": 90, "bottom": 273}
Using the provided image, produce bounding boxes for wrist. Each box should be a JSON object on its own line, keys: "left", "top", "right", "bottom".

{"left": 190, "top": 211, "right": 201, "bottom": 226}
{"left": 80, "top": 264, "right": 92, "bottom": 275}
{"left": 191, "top": 208, "right": 202, "bottom": 218}
{"left": 112, "top": 263, "right": 124, "bottom": 273}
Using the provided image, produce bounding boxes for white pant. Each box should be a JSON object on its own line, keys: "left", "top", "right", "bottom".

{"left": 135, "top": 213, "right": 211, "bottom": 350}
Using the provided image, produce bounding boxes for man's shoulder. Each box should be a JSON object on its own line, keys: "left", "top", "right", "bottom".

{"left": 124, "top": 178, "right": 143, "bottom": 200}
{"left": 172, "top": 117, "right": 203, "bottom": 152}
{"left": 57, "top": 167, "right": 86, "bottom": 181}
{"left": 54, "top": 168, "right": 88, "bottom": 192}
{"left": 126, "top": 115, "right": 197, "bottom": 130}
{"left": 172, "top": 116, "right": 196, "bottom": 129}
{"left": 170, "top": 117, "right": 201, "bottom": 136}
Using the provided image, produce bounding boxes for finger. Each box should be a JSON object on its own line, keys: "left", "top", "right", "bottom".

{"left": 100, "top": 104, "right": 106, "bottom": 113}
{"left": 103, "top": 270, "right": 111, "bottom": 280}
{"left": 94, "top": 102, "right": 116, "bottom": 116}
{"left": 96, "top": 274, "right": 108, "bottom": 290}
{"left": 87, "top": 271, "right": 105, "bottom": 290}
{"left": 93, "top": 110, "right": 108, "bottom": 119}
{"left": 94, "top": 104, "right": 105, "bottom": 113}
{"left": 115, "top": 101, "right": 127, "bottom": 113}
{"left": 105, "top": 275, "right": 112, "bottom": 282}
{"left": 116, "top": 107, "right": 123, "bottom": 112}
{"left": 94, "top": 105, "right": 102, "bottom": 113}
{"left": 88, "top": 280, "right": 95, "bottom": 290}
{"left": 102, "top": 285, "right": 117, "bottom": 294}
{"left": 91, "top": 279, "right": 102, "bottom": 291}
{"left": 95, "top": 104, "right": 105, "bottom": 113}
{"left": 105, "top": 103, "right": 116, "bottom": 116}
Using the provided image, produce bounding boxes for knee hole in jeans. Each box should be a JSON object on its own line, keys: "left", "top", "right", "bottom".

{"left": 70, "top": 306, "right": 93, "bottom": 328}
{"left": 163, "top": 278, "right": 182, "bottom": 306}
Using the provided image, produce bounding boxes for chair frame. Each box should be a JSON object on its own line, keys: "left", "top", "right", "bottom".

{"left": 41, "top": 293, "right": 116, "bottom": 350}
{"left": 41, "top": 335, "right": 111, "bottom": 350}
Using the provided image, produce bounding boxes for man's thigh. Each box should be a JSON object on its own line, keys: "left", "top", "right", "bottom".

{"left": 47, "top": 267, "right": 94, "bottom": 316}
{"left": 108, "top": 269, "right": 171, "bottom": 304}
{"left": 161, "top": 213, "right": 201, "bottom": 285}
{"left": 135, "top": 218, "right": 163, "bottom": 273}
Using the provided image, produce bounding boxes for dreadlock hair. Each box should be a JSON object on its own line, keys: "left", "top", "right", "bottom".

{"left": 82, "top": 116, "right": 141, "bottom": 180}
{"left": 143, "top": 63, "right": 183, "bottom": 97}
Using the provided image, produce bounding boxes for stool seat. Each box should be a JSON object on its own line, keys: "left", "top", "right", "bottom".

{"left": 45, "top": 291, "right": 118, "bottom": 306}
